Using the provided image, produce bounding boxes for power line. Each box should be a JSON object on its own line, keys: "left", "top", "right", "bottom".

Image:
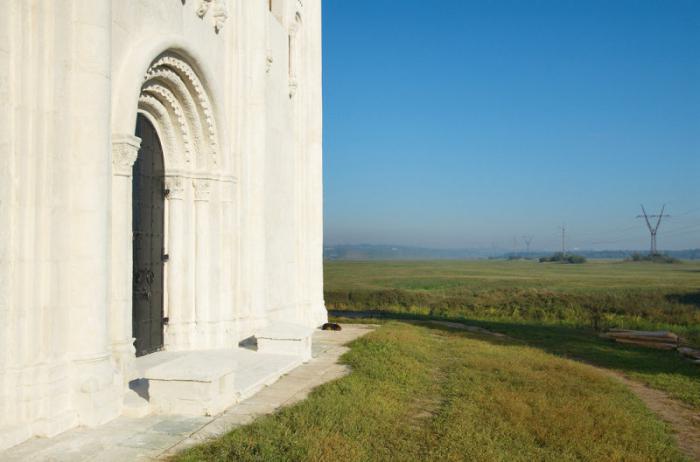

{"left": 637, "top": 204, "right": 670, "bottom": 255}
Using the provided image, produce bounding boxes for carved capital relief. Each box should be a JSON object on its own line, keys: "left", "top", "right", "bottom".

{"left": 289, "top": 79, "right": 298, "bottom": 98}
{"left": 193, "top": 179, "right": 212, "bottom": 201}
{"left": 112, "top": 134, "right": 141, "bottom": 177}
{"left": 165, "top": 176, "right": 186, "bottom": 200}
{"left": 266, "top": 51, "right": 274, "bottom": 74}
{"left": 196, "top": 0, "right": 228, "bottom": 32}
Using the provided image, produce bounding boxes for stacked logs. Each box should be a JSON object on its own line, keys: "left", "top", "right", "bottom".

{"left": 601, "top": 329, "right": 700, "bottom": 364}
{"left": 601, "top": 329, "right": 680, "bottom": 350}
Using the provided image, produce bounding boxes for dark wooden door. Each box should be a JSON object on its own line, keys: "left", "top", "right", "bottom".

{"left": 132, "top": 114, "right": 165, "bottom": 357}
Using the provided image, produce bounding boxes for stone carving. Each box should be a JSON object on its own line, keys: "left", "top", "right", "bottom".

{"left": 266, "top": 52, "right": 274, "bottom": 74}
{"left": 212, "top": 3, "right": 228, "bottom": 32}
{"left": 195, "top": 0, "right": 212, "bottom": 17}
{"left": 196, "top": 0, "right": 228, "bottom": 32}
{"left": 193, "top": 179, "right": 212, "bottom": 201}
{"left": 164, "top": 176, "right": 186, "bottom": 200}
{"left": 112, "top": 134, "right": 141, "bottom": 176}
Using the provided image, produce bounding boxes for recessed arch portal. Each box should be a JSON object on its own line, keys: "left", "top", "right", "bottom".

{"left": 137, "top": 52, "right": 220, "bottom": 171}
{"left": 111, "top": 49, "right": 225, "bottom": 360}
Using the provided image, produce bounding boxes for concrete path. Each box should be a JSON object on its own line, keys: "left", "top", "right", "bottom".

{"left": 2, "top": 324, "right": 376, "bottom": 462}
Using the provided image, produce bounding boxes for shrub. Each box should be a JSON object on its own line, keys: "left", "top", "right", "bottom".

{"left": 627, "top": 252, "right": 679, "bottom": 264}
{"left": 539, "top": 252, "right": 587, "bottom": 264}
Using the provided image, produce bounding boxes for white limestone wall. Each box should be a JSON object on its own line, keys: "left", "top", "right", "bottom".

{"left": 0, "top": 0, "right": 326, "bottom": 450}
{"left": 263, "top": 0, "right": 327, "bottom": 328}
{"left": 0, "top": 0, "right": 123, "bottom": 449}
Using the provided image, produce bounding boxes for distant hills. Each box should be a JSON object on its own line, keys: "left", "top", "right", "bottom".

{"left": 324, "top": 244, "right": 700, "bottom": 261}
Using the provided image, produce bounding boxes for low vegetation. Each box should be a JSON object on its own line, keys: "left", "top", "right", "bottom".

{"left": 324, "top": 260, "right": 700, "bottom": 344}
{"left": 175, "top": 323, "right": 685, "bottom": 461}
{"left": 539, "top": 252, "right": 587, "bottom": 264}
{"left": 627, "top": 252, "right": 681, "bottom": 264}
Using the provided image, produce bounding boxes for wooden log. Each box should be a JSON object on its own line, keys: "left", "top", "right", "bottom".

{"left": 606, "top": 330, "right": 679, "bottom": 342}
{"left": 678, "top": 347, "right": 700, "bottom": 360}
{"left": 613, "top": 338, "right": 678, "bottom": 350}
{"left": 610, "top": 335, "right": 678, "bottom": 344}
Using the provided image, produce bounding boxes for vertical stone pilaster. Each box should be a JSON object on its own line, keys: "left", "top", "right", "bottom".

{"left": 110, "top": 134, "right": 140, "bottom": 379}
{"left": 68, "top": 0, "right": 124, "bottom": 428}
{"left": 194, "top": 179, "right": 212, "bottom": 347}
{"left": 164, "top": 176, "right": 189, "bottom": 349}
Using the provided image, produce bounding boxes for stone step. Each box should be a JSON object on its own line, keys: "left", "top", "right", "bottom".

{"left": 121, "top": 388, "right": 151, "bottom": 418}
{"left": 134, "top": 349, "right": 302, "bottom": 417}
{"left": 232, "top": 350, "right": 303, "bottom": 401}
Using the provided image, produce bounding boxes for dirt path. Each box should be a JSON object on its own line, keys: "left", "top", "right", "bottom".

{"left": 332, "top": 313, "right": 700, "bottom": 459}
{"left": 424, "top": 319, "right": 700, "bottom": 461}
{"left": 593, "top": 367, "right": 700, "bottom": 461}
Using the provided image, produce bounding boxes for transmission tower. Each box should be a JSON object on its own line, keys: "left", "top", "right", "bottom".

{"left": 637, "top": 204, "right": 670, "bottom": 255}
{"left": 559, "top": 225, "right": 567, "bottom": 255}
{"left": 522, "top": 235, "right": 533, "bottom": 254}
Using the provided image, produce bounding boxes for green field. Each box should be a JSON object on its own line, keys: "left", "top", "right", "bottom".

{"left": 175, "top": 261, "right": 699, "bottom": 461}
{"left": 325, "top": 259, "right": 700, "bottom": 342}
{"left": 176, "top": 323, "right": 686, "bottom": 461}
{"left": 325, "top": 259, "right": 700, "bottom": 409}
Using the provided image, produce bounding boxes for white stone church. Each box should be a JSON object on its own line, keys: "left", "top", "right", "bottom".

{"left": 0, "top": 0, "right": 327, "bottom": 450}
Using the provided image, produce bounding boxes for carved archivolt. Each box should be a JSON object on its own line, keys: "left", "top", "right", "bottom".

{"left": 138, "top": 53, "right": 219, "bottom": 171}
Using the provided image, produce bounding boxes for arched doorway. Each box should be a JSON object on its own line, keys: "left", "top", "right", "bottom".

{"left": 132, "top": 114, "right": 166, "bottom": 356}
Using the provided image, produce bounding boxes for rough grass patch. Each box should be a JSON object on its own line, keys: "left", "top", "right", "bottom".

{"left": 174, "top": 323, "right": 686, "bottom": 462}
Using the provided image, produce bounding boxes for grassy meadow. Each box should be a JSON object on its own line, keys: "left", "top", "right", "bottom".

{"left": 176, "top": 323, "right": 686, "bottom": 461}
{"left": 326, "top": 259, "right": 700, "bottom": 409}
{"left": 325, "top": 259, "right": 700, "bottom": 343}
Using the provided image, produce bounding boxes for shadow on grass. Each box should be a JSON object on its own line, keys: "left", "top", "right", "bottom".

{"left": 330, "top": 310, "right": 700, "bottom": 386}
{"left": 666, "top": 291, "right": 700, "bottom": 308}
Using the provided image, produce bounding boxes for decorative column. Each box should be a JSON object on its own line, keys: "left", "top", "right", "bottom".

{"left": 110, "top": 134, "right": 141, "bottom": 379}
{"left": 164, "top": 176, "right": 189, "bottom": 349}
{"left": 193, "top": 179, "right": 211, "bottom": 348}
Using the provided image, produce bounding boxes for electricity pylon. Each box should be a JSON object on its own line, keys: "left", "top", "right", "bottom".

{"left": 637, "top": 205, "right": 670, "bottom": 255}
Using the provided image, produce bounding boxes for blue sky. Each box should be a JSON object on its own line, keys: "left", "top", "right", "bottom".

{"left": 322, "top": 0, "right": 700, "bottom": 251}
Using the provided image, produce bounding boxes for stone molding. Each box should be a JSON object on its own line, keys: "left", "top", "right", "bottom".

{"left": 112, "top": 134, "right": 141, "bottom": 177}
{"left": 165, "top": 176, "right": 186, "bottom": 200}
{"left": 193, "top": 179, "right": 212, "bottom": 201}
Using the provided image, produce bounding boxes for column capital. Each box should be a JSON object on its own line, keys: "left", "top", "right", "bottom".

{"left": 193, "top": 179, "right": 212, "bottom": 201}
{"left": 112, "top": 134, "right": 141, "bottom": 177}
{"left": 165, "top": 176, "right": 186, "bottom": 200}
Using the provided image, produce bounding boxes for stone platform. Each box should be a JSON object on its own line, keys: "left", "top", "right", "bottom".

{"left": 1, "top": 324, "right": 376, "bottom": 462}
{"left": 128, "top": 348, "right": 303, "bottom": 417}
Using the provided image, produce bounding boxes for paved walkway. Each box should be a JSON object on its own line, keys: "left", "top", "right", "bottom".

{"left": 2, "top": 324, "right": 376, "bottom": 462}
